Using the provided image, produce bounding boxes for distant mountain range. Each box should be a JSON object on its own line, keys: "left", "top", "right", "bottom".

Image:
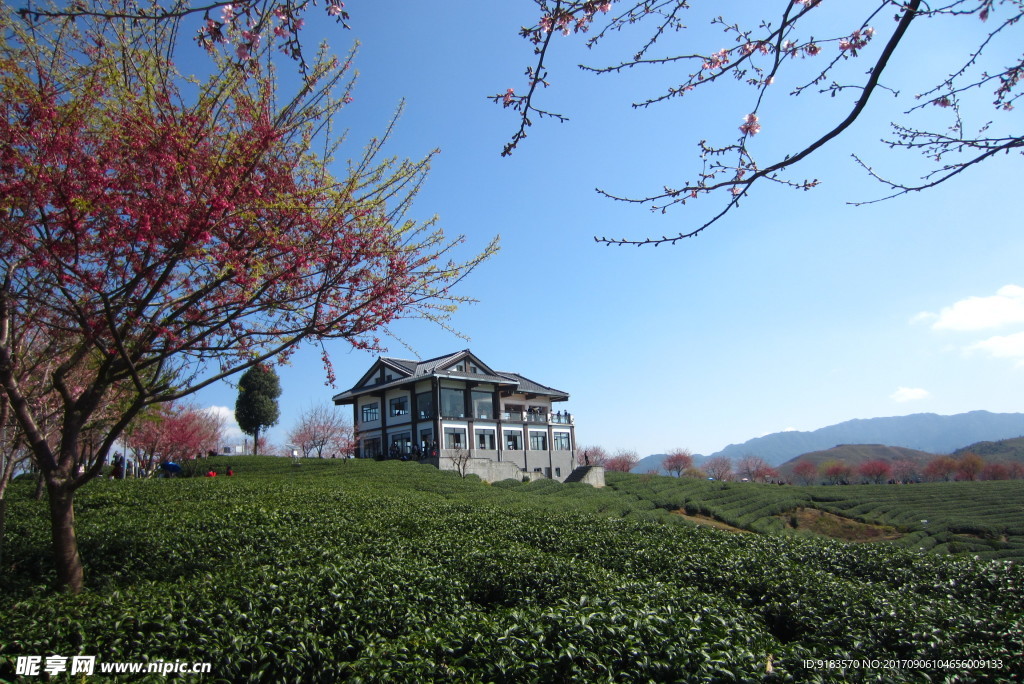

{"left": 635, "top": 411, "right": 1024, "bottom": 473}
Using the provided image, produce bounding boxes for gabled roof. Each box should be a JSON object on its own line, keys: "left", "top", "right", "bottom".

{"left": 497, "top": 371, "right": 569, "bottom": 402}
{"left": 332, "top": 350, "right": 570, "bottom": 404}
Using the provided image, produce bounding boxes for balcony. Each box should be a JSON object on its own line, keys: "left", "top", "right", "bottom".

{"left": 498, "top": 410, "right": 573, "bottom": 424}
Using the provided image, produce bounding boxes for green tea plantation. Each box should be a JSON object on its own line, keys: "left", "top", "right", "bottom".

{"left": 603, "top": 472, "right": 1024, "bottom": 560}
{"left": 1, "top": 458, "right": 1020, "bottom": 682}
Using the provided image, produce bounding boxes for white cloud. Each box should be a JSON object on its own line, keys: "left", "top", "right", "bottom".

{"left": 967, "top": 331, "right": 1024, "bottom": 367}
{"left": 924, "top": 284, "right": 1024, "bottom": 331}
{"left": 909, "top": 311, "right": 938, "bottom": 326}
{"left": 203, "top": 405, "right": 244, "bottom": 440}
{"left": 891, "top": 387, "right": 930, "bottom": 403}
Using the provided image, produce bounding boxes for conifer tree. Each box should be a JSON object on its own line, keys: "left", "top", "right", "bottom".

{"left": 235, "top": 366, "right": 282, "bottom": 455}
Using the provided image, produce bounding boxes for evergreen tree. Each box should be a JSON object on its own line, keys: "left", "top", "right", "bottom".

{"left": 235, "top": 366, "right": 282, "bottom": 455}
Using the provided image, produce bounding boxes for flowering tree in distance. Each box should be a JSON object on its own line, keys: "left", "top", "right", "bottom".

{"left": 0, "top": 2, "right": 494, "bottom": 593}
{"left": 496, "top": 1, "right": 1023, "bottom": 244}
{"left": 287, "top": 404, "right": 354, "bottom": 458}
{"left": 663, "top": 448, "right": 693, "bottom": 477}
{"left": 858, "top": 459, "right": 893, "bottom": 484}
{"left": 792, "top": 461, "right": 819, "bottom": 485}
{"left": 124, "top": 402, "right": 224, "bottom": 474}
{"left": 604, "top": 449, "right": 640, "bottom": 472}
{"left": 737, "top": 454, "right": 776, "bottom": 482}
{"left": 923, "top": 455, "right": 959, "bottom": 481}
{"left": 821, "top": 460, "right": 853, "bottom": 485}
{"left": 702, "top": 455, "right": 733, "bottom": 481}
{"left": 576, "top": 444, "right": 608, "bottom": 466}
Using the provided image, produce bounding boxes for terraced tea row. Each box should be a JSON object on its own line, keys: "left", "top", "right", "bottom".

{"left": 2, "top": 459, "right": 1021, "bottom": 681}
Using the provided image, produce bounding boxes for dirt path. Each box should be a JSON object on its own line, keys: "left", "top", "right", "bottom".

{"left": 782, "top": 507, "right": 903, "bottom": 542}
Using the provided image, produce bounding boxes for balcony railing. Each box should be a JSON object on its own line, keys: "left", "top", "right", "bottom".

{"left": 499, "top": 410, "right": 573, "bottom": 424}
{"left": 436, "top": 410, "right": 574, "bottom": 424}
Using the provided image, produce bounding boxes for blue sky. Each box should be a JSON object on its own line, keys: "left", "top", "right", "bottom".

{"left": 193, "top": 1, "right": 1023, "bottom": 457}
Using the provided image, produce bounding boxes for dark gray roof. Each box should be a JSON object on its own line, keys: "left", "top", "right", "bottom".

{"left": 332, "top": 350, "right": 569, "bottom": 404}
{"left": 497, "top": 372, "right": 569, "bottom": 401}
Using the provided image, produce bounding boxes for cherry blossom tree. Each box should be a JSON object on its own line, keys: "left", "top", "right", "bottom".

{"left": 890, "top": 459, "right": 919, "bottom": 483}
{"left": 576, "top": 444, "right": 609, "bottom": 466}
{"left": 702, "top": 455, "right": 733, "bottom": 481}
{"left": 125, "top": 402, "right": 225, "bottom": 475}
{"left": 858, "top": 459, "right": 893, "bottom": 484}
{"left": 0, "top": 396, "right": 31, "bottom": 561}
{"left": 821, "top": 460, "right": 853, "bottom": 484}
{"left": 604, "top": 448, "right": 640, "bottom": 472}
{"left": 662, "top": 448, "right": 693, "bottom": 477}
{"left": 955, "top": 451, "right": 985, "bottom": 481}
{"left": 287, "top": 404, "right": 354, "bottom": 458}
{"left": 16, "top": 0, "right": 350, "bottom": 76}
{"left": 123, "top": 405, "right": 173, "bottom": 476}
{"left": 980, "top": 461, "right": 1011, "bottom": 480}
{"left": 497, "top": 1, "right": 1023, "bottom": 244}
{"left": 0, "top": 3, "right": 494, "bottom": 593}
{"left": 792, "top": 460, "right": 819, "bottom": 485}
{"left": 923, "top": 455, "right": 959, "bottom": 481}
{"left": 737, "top": 454, "right": 775, "bottom": 482}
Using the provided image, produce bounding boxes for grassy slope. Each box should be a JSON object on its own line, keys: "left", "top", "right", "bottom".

{"left": 1, "top": 458, "right": 1022, "bottom": 682}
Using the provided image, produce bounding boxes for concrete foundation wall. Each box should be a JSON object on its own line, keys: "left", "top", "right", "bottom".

{"left": 422, "top": 454, "right": 599, "bottom": 486}
{"left": 430, "top": 455, "right": 524, "bottom": 483}
{"left": 578, "top": 466, "right": 606, "bottom": 488}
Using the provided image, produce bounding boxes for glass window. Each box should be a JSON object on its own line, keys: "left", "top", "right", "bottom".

{"left": 389, "top": 432, "right": 411, "bottom": 455}
{"left": 389, "top": 396, "right": 408, "bottom": 417}
{"left": 440, "top": 388, "right": 464, "bottom": 418}
{"left": 476, "top": 429, "right": 496, "bottom": 450}
{"left": 529, "top": 432, "right": 547, "bottom": 451}
{"left": 444, "top": 427, "right": 466, "bottom": 449}
{"left": 416, "top": 392, "right": 434, "bottom": 419}
{"left": 504, "top": 430, "right": 522, "bottom": 450}
{"left": 553, "top": 432, "right": 571, "bottom": 450}
{"left": 362, "top": 437, "right": 381, "bottom": 458}
{"left": 361, "top": 403, "right": 379, "bottom": 423}
{"left": 471, "top": 391, "right": 493, "bottom": 419}
{"left": 419, "top": 429, "right": 434, "bottom": 451}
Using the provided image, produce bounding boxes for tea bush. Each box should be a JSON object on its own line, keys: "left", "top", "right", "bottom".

{"left": 1, "top": 459, "right": 1021, "bottom": 682}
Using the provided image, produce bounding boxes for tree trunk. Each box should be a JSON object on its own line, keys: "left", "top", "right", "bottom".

{"left": 33, "top": 471, "right": 44, "bottom": 500}
{"left": 253, "top": 427, "right": 260, "bottom": 456}
{"left": 47, "top": 481, "right": 84, "bottom": 594}
{"left": 0, "top": 497, "right": 7, "bottom": 569}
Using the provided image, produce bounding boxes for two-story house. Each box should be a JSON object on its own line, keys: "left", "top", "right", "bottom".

{"left": 331, "top": 350, "right": 577, "bottom": 482}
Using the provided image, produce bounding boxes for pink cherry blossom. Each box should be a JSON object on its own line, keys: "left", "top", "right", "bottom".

{"left": 739, "top": 112, "right": 761, "bottom": 135}
{"left": 702, "top": 48, "right": 730, "bottom": 70}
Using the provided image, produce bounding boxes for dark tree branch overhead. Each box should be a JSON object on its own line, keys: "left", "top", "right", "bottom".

{"left": 495, "top": 0, "right": 1023, "bottom": 246}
